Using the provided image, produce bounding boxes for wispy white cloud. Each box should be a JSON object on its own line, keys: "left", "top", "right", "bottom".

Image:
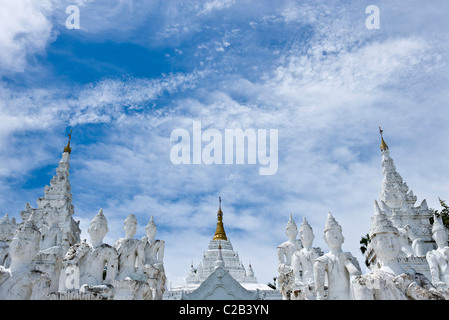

{"left": 198, "top": 0, "right": 235, "bottom": 16}
{"left": 0, "top": 0, "right": 56, "bottom": 73}
{"left": 1, "top": 0, "right": 449, "bottom": 287}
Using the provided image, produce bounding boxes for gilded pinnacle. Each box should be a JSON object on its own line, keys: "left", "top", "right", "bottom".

{"left": 213, "top": 196, "right": 227, "bottom": 241}
{"left": 379, "top": 126, "right": 388, "bottom": 151}
{"left": 63, "top": 129, "right": 72, "bottom": 154}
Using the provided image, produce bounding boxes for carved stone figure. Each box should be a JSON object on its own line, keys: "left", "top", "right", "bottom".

{"left": 0, "top": 216, "right": 51, "bottom": 300}
{"left": 141, "top": 216, "right": 166, "bottom": 300}
{"left": 365, "top": 130, "right": 436, "bottom": 277}
{"left": 114, "top": 214, "right": 145, "bottom": 281}
{"left": 0, "top": 214, "right": 17, "bottom": 268}
{"left": 57, "top": 209, "right": 117, "bottom": 300}
{"left": 142, "top": 216, "right": 165, "bottom": 265}
{"left": 33, "top": 207, "right": 65, "bottom": 292}
{"left": 353, "top": 202, "right": 444, "bottom": 300}
{"left": 112, "top": 214, "right": 150, "bottom": 300}
{"left": 390, "top": 211, "right": 415, "bottom": 257}
{"left": 426, "top": 213, "right": 449, "bottom": 298}
{"left": 291, "top": 217, "right": 322, "bottom": 300}
{"left": 277, "top": 214, "right": 302, "bottom": 299}
{"left": 313, "top": 212, "right": 361, "bottom": 300}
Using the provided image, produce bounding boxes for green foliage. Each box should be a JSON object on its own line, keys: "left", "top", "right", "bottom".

{"left": 359, "top": 233, "right": 371, "bottom": 268}
{"left": 431, "top": 198, "right": 449, "bottom": 229}
{"left": 359, "top": 233, "right": 371, "bottom": 255}
{"left": 267, "top": 277, "right": 277, "bottom": 290}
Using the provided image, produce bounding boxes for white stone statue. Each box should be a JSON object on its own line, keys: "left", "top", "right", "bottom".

{"left": 291, "top": 217, "right": 323, "bottom": 300}
{"left": 33, "top": 207, "right": 65, "bottom": 292}
{"left": 112, "top": 214, "right": 151, "bottom": 300}
{"left": 390, "top": 211, "right": 415, "bottom": 257}
{"left": 313, "top": 212, "right": 361, "bottom": 300}
{"left": 0, "top": 214, "right": 17, "bottom": 268}
{"left": 114, "top": 214, "right": 145, "bottom": 281}
{"left": 404, "top": 223, "right": 427, "bottom": 257}
{"left": 39, "top": 208, "right": 63, "bottom": 253}
{"left": 141, "top": 216, "right": 166, "bottom": 300}
{"left": 277, "top": 214, "right": 303, "bottom": 299}
{"left": 426, "top": 213, "right": 449, "bottom": 298}
{"left": 142, "top": 216, "right": 165, "bottom": 265}
{"left": 352, "top": 201, "right": 444, "bottom": 300}
{"left": 0, "top": 216, "right": 51, "bottom": 299}
{"left": 57, "top": 209, "right": 117, "bottom": 299}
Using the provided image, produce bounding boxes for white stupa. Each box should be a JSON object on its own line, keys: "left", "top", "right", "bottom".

{"left": 164, "top": 197, "right": 279, "bottom": 299}
{"left": 185, "top": 197, "right": 257, "bottom": 285}
{"left": 364, "top": 128, "right": 436, "bottom": 278}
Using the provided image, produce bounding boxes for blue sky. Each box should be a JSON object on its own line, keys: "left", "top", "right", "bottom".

{"left": 1, "top": 0, "right": 449, "bottom": 287}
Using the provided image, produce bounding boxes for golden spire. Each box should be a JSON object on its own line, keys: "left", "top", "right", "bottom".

{"left": 213, "top": 196, "right": 227, "bottom": 241}
{"left": 379, "top": 126, "right": 388, "bottom": 151}
{"left": 63, "top": 129, "right": 72, "bottom": 154}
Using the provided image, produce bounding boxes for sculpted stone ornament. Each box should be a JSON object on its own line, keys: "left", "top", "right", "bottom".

{"left": 0, "top": 214, "right": 17, "bottom": 267}
{"left": 0, "top": 216, "right": 51, "bottom": 300}
{"left": 291, "top": 217, "right": 323, "bottom": 300}
{"left": 112, "top": 214, "right": 151, "bottom": 300}
{"left": 366, "top": 130, "right": 436, "bottom": 277}
{"left": 114, "top": 214, "right": 145, "bottom": 280}
{"left": 277, "top": 214, "right": 303, "bottom": 299}
{"left": 313, "top": 212, "right": 361, "bottom": 300}
{"left": 390, "top": 210, "right": 415, "bottom": 257}
{"left": 181, "top": 244, "right": 260, "bottom": 300}
{"left": 426, "top": 213, "right": 449, "bottom": 298}
{"left": 55, "top": 208, "right": 117, "bottom": 300}
{"left": 33, "top": 207, "right": 64, "bottom": 292}
{"left": 353, "top": 201, "right": 444, "bottom": 300}
{"left": 141, "top": 216, "right": 167, "bottom": 300}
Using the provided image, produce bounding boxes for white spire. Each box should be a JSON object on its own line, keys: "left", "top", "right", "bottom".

{"left": 214, "top": 243, "right": 225, "bottom": 269}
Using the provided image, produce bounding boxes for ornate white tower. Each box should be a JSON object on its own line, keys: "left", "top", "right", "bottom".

{"left": 185, "top": 197, "right": 258, "bottom": 285}
{"left": 365, "top": 128, "right": 436, "bottom": 278}
{"left": 19, "top": 131, "right": 82, "bottom": 290}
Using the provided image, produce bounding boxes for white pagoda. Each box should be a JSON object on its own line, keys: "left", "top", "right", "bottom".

{"left": 3, "top": 131, "right": 82, "bottom": 292}
{"left": 364, "top": 128, "right": 436, "bottom": 278}
{"left": 185, "top": 197, "right": 257, "bottom": 285}
{"left": 165, "top": 197, "right": 279, "bottom": 299}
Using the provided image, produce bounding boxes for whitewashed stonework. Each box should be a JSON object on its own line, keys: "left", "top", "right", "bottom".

{"left": 168, "top": 200, "right": 277, "bottom": 300}
{"left": 112, "top": 214, "right": 149, "bottom": 299}
{"left": 426, "top": 213, "right": 449, "bottom": 298}
{"left": 55, "top": 208, "right": 118, "bottom": 300}
{"left": 186, "top": 201, "right": 258, "bottom": 286}
{"left": 0, "top": 214, "right": 17, "bottom": 267}
{"left": 111, "top": 214, "right": 167, "bottom": 300}
{"left": 313, "top": 212, "right": 362, "bottom": 300}
{"left": 141, "top": 216, "right": 167, "bottom": 300}
{"left": 353, "top": 202, "right": 444, "bottom": 300}
{"left": 182, "top": 246, "right": 260, "bottom": 300}
{"left": 24, "top": 151, "right": 81, "bottom": 292}
{"left": 1, "top": 131, "right": 447, "bottom": 300}
{"left": 291, "top": 217, "right": 323, "bottom": 300}
{"left": 186, "top": 239, "right": 257, "bottom": 285}
{"left": 276, "top": 214, "right": 303, "bottom": 300}
{"left": 0, "top": 218, "right": 52, "bottom": 299}
{"left": 0, "top": 136, "right": 167, "bottom": 300}
{"left": 364, "top": 133, "right": 438, "bottom": 280}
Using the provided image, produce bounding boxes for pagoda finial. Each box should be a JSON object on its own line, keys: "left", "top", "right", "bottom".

{"left": 213, "top": 196, "right": 227, "bottom": 241}
{"left": 63, "top": 129, "right": 72, "bottom": 154}
{"left": 379, "top": 126, "right": 388, "bottom": 152}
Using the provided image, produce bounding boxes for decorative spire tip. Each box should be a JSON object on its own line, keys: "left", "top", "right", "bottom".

{"left": 63, "top": 129, "right": 72, "bottom": 154}
{"left": 379, "top": 126, "right": 388, "bottom": 151}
